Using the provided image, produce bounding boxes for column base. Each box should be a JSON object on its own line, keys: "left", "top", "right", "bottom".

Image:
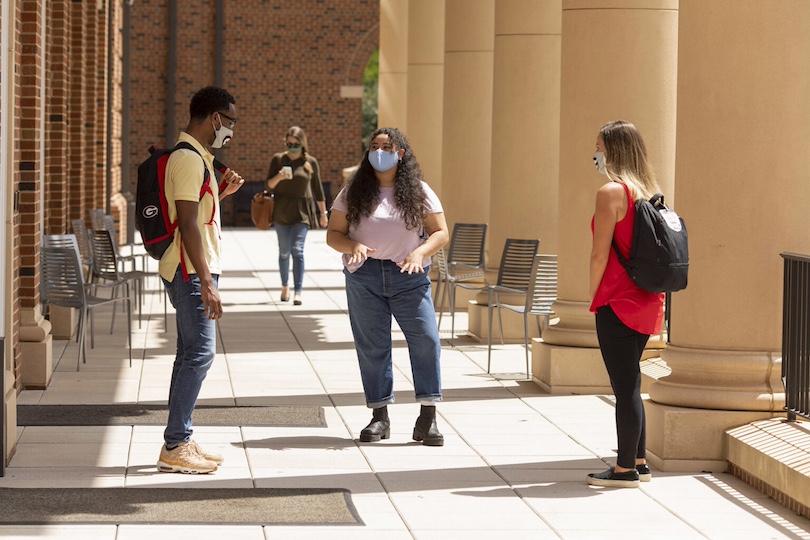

{"left": 49, "top": 305, "right": 76, "bottom": 340}
{"left": 531, "top": 341, "right": 611, "bottom": 394}
{"left": 21, "top": 335, "right": 53, "bottom": 390}
{"left": 644, "top": 399, "right": 782, "bottom": 472}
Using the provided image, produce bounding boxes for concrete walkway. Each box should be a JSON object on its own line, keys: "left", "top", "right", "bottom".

{"left": 3, "top": 228, "right": 810, "bottom": 539}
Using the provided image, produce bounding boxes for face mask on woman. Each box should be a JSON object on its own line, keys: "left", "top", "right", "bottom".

{"left": 369, "top": 149, "right": 399, "bottom": 172}
{"left": 593, "top": 151, "right": 607, "bottom": 175}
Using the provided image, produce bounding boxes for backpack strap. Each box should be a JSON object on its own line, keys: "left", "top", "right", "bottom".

{"left": 611, "top": 183, "right": 634, "bottom": 269}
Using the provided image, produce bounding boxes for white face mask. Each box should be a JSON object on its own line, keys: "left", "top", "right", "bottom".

{"left": 593, "top": 151, "right": 607, "bottom": 175}
{"left": 211, "top": 114, "right": 233, "bottom": 149}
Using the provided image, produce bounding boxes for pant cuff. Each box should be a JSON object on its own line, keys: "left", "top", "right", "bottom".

{"left": 367, "top": 397, "right": 394, "bottom": 409}
{"left": 416, "top": 395, "right": 442, "bottom": 403}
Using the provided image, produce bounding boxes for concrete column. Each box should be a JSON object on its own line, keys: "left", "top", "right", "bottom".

{"left": 377, "top": 0, "right": 408, "bottom": 130}
{"left": 645, "top": 0, "right": 810, "bottom": 472}
{"left": 440, "top": 0, "right": 494, "bottom": 230}
{"left": 533, "top": 0, "right": 678, "bottom": 392}
{"left": 406, "top": 0, "right": 444, "bottom": 196}
{"left": 489, "top": 0, "right": 561, "bottom": 260}
{"left": 465, "top": 0, "right": 562, "bottom": 341}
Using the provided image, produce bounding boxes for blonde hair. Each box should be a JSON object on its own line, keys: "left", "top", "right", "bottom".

{"left": 286, "top": 126, "right": 314, "bottom": 174}
{"left": 600, "top": 120, "right": 660, "bottom": 201}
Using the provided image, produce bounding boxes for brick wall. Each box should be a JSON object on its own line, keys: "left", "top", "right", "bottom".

{"left": 11, "top": 0, "right": 24, "bottom": 390}
{"left": 128, "top": 0, "right": 379, "bottom": 226}
{"left": 68, "top": 0, "right": 85, "bottom": 222}
{"left": 45, "top": 0, "right": 69, "bottom": 235}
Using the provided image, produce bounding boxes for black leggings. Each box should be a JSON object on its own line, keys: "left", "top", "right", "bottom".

{"left": 595, "top": 304, "right": 650, "bottom": 469}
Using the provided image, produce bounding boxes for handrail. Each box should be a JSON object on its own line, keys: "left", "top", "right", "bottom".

{"left": 781, "top": 252, "right": 810, "bottom": 421}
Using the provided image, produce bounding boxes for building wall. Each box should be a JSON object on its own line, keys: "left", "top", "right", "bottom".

{"left": 128, "top": 1, "right": 379, "bottom": 225}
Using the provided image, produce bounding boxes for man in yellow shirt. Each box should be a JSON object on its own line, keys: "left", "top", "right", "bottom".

{"left": 156, "top": 86, "right": 245, "bottom": 474}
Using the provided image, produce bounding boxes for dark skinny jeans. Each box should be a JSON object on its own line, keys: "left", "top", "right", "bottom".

{"left": 595, "top": 304, "right": 650, "bottom": 469}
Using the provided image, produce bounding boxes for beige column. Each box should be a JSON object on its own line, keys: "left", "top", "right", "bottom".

{"left": 489, "top": 0, "right": 561, "bottom": 259}
{"left": 533, "top": 0, "right": 678, "bottom": 392}
{"left": 377, "top": 0, "right": 409, "bottom": 130}
{"left": 466, "top": 0, "right": 562, "bottom": 341}
{"left": 440, "top": 0, "right": 494, "bottom": 229}
{"left": 406, "top": 0, "right": 445, "bottom": 197}
{"left": 645, "top": 0, "right": 810, "bottom": 471}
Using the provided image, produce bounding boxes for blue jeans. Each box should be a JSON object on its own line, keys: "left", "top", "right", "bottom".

{"left": 344, "top": 259, "right": 442, "bottom": 408}
{"left": 162, "top": 267, "right": 218, "bottom": 446}
{"left": 276, "top": 222, "right": 308, "bottom": 293}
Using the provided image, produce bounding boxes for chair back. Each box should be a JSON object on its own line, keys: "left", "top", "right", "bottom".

{"left": 447, "top": 223, "right": 487, "bottom": 269}
{"left": 41, "top": 239, "right": 87, "bottom": 309}
{"left": 101, "top": 214, "right": 123, "bottom": 257}
{"left": 526, "top": 254, "right": 557, "bottom": 315}
{"left": 71, "top": 219, "right": 93, "bottom": 266}
{"left": 496, "top": 238, "right": 540, "bottom": 290}
{"left": 90, "top": 229, "right": 121, "bottom": 282}
{"left": 435, "top": 248, "right": 448, "bottom": 280}
{"left": 88, "top": 208, "right": 105, "bottom": 231}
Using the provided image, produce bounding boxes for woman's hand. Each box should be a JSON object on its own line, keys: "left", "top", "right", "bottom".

{"left": 318, "top": 214, "right": 329, "bottom": 229}
{"left": 397, "top": 252, "right": 425, "bottom": 275}
{"left": 349, "top": 243, "right": 376, "bottom": 265}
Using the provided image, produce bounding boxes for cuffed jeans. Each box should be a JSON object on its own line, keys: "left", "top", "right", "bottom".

{"left": 595, "top": 304, "right": 650, "bottom": 469}
{"left": 344, "top": 258, "right": 442, "bottom": 408}
{"left": 275, "top": 222, "right": 308, "bottom": 294}
{"left": 162, "top": 267, "right": 218, "bottom": 446}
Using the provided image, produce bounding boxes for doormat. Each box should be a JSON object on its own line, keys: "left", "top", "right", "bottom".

{"left": 0, "top": 488, "right": 362, "bottom": 525}
{"left": 17, "top": 405, "right": 325, "bottom": 427}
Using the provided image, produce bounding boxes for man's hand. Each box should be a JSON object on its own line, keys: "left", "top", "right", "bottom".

{"left": 200, "top": 278, "right": 223, "bottom": 320}
{"left": 220, "top": 168, "right": 245, "bottom": 197}
{"left": 318, "top": 214, "right": 329, "bottom": 228}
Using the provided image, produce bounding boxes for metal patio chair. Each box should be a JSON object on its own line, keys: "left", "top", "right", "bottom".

{"left": 41, "top": 235, "right": 132, "bottom": 371}
{"left": 487, "top": 253, "right": 557, "bottom": 379}
{"left": 436, "top": 223, "right": 488, "bottom": 336}
{"left": 91, "top": 229, "right": 149, "bottom": 328}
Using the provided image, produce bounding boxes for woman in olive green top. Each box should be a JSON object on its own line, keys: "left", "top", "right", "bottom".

{"left": 266, "top": 126, "right": 328, "bottom": 305}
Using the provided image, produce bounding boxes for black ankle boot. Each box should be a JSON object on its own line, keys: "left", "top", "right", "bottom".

{"left": 359, "top": 406, "right": 390, "bottom": 442}
{"left": 413, "top": 405, "right": 444, "bottom": 446}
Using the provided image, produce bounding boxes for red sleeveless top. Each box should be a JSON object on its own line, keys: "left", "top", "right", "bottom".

{"left": 589, "top": 182, "right": 664, "bottom": 335}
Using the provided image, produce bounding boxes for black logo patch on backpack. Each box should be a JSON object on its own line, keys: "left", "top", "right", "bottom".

{"left": 135, "top": 142, "right": 214, "bottom": 260}
{"left": 612, "top": 193, "right": 689, "bottom": 293}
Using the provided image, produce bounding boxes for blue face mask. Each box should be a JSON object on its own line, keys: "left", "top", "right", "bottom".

{"left": 369, "top": 149, "right": 399, "bottom": 172}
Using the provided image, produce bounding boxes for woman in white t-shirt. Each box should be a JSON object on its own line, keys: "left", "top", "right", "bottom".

{"left": 327, "top": 127, "right": 449, "bottom": 446}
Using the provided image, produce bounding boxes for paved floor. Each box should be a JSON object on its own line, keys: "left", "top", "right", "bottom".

{"left": 3, "top": 228, "right": 810, "bottom": 539}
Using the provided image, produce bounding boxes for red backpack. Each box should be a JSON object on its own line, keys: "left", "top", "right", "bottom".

{"left": 135, "top": 142, "right": 226, "bottom": 260}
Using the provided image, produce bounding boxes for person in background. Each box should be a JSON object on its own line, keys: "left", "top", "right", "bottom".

{"left": 157, "top": 86, "right": 245, "bottom": 474}
{"left": 588, "top": 120, "right": 665, "bottom": 488}
{"left": 327, "top": 127, "right": 449, "bottom": 446}
{"left": 265, "top": 126, "right": 328, "bottom": 305}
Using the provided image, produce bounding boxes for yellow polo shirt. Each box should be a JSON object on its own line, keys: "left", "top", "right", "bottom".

{"left": 158, "top": 132, "right": 222, "bottom": 282}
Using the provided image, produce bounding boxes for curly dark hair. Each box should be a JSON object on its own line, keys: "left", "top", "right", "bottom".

{"left": 345, "top": 127, "right": 428, "bottom": 230}
{"left": 189, "top": 86, "right": 235, "bottom": 121}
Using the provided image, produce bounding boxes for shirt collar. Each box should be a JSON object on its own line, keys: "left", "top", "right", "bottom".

{"left": 177, "top": 131, "right": 214, "bottom": 161}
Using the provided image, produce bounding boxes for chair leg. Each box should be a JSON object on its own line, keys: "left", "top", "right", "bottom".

{"left": 497, "top": 303, "right": 505, "bottom": 346}
{"left": 487, "top": 302, "right": 495, "bottom": 374}
{"left": 449, "top": 285, "right": 457, "bottom": 345}
{"left": 437, "top": 278, "right": 448, "bottom": 330}
{"left": 164, "top": 287, "right": 168, "bottom": 331}
{"left": 523, "top": 313, "right": 530, "bottom": 380}
{"left": 126, "top": 296, "right": 132, "bottom": 368}
{"left": 77, "top": 309, "right": 86, "bottom": 371}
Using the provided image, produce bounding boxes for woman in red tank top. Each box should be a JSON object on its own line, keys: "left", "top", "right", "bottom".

{"left": 586, "top": 121, "right": 665, "bottom": 489}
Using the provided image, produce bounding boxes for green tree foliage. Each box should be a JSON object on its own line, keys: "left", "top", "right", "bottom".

{"left": 361, "top": 49, "right": 379, "bottom": 151}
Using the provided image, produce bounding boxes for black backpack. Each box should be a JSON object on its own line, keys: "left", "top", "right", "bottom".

{"left": 135, "top": 143, "right": 224, "bottom": 260}
{"left": 613, "top": 193, "right": 689, "bottom": 293}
